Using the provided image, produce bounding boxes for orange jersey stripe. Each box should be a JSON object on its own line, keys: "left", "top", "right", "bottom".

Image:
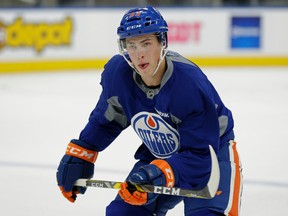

{"left": 230, "top": 141, "right": 242, "bottom": 216}
{"left": 225, "top": 141, "right": 243, "bottom": 216}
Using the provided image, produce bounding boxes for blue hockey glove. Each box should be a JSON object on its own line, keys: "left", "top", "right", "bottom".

{"left": 119, "top": 159, "right": 175, "bottom": 206}
{"left": 56, "top": 139, "right": 98, "bottom": 203}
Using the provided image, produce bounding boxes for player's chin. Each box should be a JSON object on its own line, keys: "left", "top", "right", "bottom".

{"left": 137, "top": 68, "right": 153, "bottom": 77}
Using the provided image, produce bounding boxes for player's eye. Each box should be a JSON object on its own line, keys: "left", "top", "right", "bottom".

{"left": 143, "top": 42, "right": 150, "bottom": 47}
{"left": 127, "top": 44, "right": 136, "bottom": 51}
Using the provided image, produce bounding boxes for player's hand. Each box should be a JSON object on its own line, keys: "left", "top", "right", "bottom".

{"left": 118, "top": 159, "right": 175, "bottom": 206}
{"left": 56, "top": 139, "right": 98, "bottom": 203}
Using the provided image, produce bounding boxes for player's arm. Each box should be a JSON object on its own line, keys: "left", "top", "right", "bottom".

{"left": 79, "top": 56, "right": 130, "bottom": 151}
{"left": 56, "top": 94, "right": 127, "bottom": 202}
{"left": 56, "top": 57, "right": 129, "bottom": 202}
{"left": 79, "top": 89, "right": 129, "bottom": 151}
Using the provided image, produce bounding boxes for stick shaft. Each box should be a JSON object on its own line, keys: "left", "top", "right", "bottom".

{"left": 74, "top": 145, "right": 220, "bottom": 199}
{"left": 75, "top": 179, "right": 212, "bottom": 199}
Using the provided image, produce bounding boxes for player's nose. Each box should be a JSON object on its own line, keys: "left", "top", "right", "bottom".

{"left": 136, "top": 51, "right": 145, "bottom": 60}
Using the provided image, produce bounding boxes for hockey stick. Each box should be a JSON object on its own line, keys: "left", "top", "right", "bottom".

{"left": 75, "top": 145, "right": 220, "bottom": 199}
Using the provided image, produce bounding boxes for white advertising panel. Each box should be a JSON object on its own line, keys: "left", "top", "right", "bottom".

{"left": 0, "top": 7, "right": 287, "bottom": 71}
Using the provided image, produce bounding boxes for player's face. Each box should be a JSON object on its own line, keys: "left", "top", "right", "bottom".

{"left": 126, "top": 34, "right": 163, "bottom": 79}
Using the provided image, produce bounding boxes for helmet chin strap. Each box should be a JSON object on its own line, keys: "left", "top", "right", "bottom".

{"left": 152, "top": 46, "right": 168, "bottom": 77}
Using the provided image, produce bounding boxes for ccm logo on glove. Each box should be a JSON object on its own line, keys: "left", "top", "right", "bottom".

{"left": 66, "top": 142, "right": 98, "bottom": 163}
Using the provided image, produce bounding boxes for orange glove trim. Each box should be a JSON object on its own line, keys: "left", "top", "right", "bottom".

{"left": 118, "top": 182, "right": 147, "bottom": 206}
{"left": 151, "top": 159, "right": 175, "bottom": 188}
{"left": 59, "top": 186, "right": 78, "bottom": 203}
{"left": 66, "top": 142, "right": 98, "bottom": 163}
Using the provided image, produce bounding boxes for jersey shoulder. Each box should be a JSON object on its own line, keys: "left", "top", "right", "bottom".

{"left": 103, "top": 54, "right": 130, "bottom": 75}
{"left": 166, "top": 51, "right": 217, "bottom": 114}
{"left": 167, "top": 51, "right": 208, "bottom": 92}
{"left": 101, "top": 54, "right": 133, "bottom": 89}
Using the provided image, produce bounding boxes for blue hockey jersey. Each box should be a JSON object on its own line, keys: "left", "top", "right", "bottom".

{"left": 79, "top": 51, "right": 234, "bottom": 190}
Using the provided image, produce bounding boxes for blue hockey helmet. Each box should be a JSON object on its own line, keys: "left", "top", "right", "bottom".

{"left": 117, "top": 6, "right": 168, "bottom": 40}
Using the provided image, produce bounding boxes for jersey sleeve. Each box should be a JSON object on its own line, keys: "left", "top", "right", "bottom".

{"left": 166, "top": 71, "right": 221, "bottom": 190}
{"left": 78, "top": 55, "right": 129, "bottom": 152}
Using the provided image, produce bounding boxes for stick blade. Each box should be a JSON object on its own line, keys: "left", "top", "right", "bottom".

{"left": 206, "top": 145, "right": 220, "bottom": 198}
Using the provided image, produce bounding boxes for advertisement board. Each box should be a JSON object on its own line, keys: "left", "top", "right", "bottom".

{"left": 0, "top": 7, "right": 287, "bottom": 72}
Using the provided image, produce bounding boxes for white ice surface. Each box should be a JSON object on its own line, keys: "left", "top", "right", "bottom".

{"left": 1, "top": 67, "right": 288, "bottom": 215}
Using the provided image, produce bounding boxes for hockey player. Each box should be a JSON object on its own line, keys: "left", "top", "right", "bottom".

{"left": 56, "top": 6, "right": 242, "bottom": 216}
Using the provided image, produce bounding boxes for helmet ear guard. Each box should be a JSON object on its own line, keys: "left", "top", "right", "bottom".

{"left": 156, "top": 32, "right": 168, "bottom": 49}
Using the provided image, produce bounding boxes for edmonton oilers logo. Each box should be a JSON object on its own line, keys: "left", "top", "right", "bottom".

{"left": 131, "top": 111, "right": 180, "bottom": 158}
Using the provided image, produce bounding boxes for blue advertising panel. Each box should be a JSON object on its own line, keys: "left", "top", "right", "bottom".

{"left": 231, "top": 16, "right": 261, "bottom": 49}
